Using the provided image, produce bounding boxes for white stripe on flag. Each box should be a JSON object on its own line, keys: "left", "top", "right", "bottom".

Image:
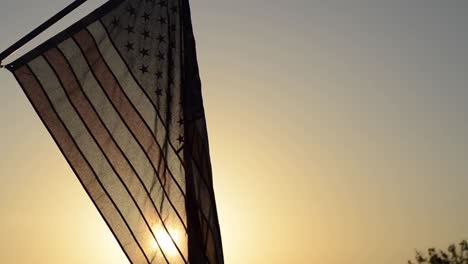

{"left": 57, "top": 35, "right": 188, "bottom": 262}
{"left": 87, "top": 21, "right": 186, "bottom": 188}
{"left": 58, "top": 38, "right": 165, "bottom": 206}
{"left": 13, "top": 65, "right": 149, "bottom": 264}
{"left": 28, "top": 56, "right": 161, "bottom": 262}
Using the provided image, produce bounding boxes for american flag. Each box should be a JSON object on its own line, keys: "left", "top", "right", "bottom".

{"left": 6, "top": 0, "right": 223, "bottom": 263}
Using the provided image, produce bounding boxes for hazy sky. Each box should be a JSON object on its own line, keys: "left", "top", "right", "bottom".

{"left": 1, "top": 1, "right": 468, "bottom": 263}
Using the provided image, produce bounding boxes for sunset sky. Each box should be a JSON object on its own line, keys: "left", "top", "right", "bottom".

{"left": 1, "top": 1, "right": 468, "bottom": 263}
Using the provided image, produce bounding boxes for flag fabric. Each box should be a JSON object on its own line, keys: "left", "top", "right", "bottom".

{"left": 6, "top": 0, "right": 223, "bottom": 263}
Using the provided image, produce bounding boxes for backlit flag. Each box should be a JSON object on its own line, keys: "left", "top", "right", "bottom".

{"left": 5, "top": 0, "right": 223, "bottom": 263}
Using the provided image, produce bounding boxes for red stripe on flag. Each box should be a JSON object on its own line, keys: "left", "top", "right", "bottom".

{"left": 43, "top": 48, "right": 182, "bottom": 262}
{"left": 73, "top": 30, "right": 187, "bottom": 210}
{"left": 13, "top": 65, "right": 148, "bottom": 264}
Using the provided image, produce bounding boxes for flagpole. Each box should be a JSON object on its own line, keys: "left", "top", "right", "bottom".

{"left": 0, "top": 0, "right": 87, "bottom": 66}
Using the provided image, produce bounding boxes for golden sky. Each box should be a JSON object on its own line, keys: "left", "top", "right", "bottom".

{"left": 1, "top": 1, "right": 468, "bottom": 263}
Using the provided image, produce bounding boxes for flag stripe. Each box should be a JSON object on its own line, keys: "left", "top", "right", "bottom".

{"left": 56, "top": 38, "right": 186, "bottom": 232}
{"left": 43, "top": 48, "right": 189, "bottom": 263}
{"left": 55, "top": 40, "right": 189, "bottom": 259}
{"left": 90, "top": 20, "right": 217, "bottom": 245}
{"left": 56, "top": 35, "right": 190, "bottom": 262}
{"left": 177, "top": 3, "right": 225, "bottom": 257}
{"left": 13, "top": 65, "right": 149, "bottom": 264}
{"left": 56, "top": 36, "right": 191, "bottom": 260}
{"left": 88, "top": 22, "right": 187, "bottom": 198}
{"left": 95, "top": 19, "right": 188, "bottom": 173}
{"left": 191, "top": 124, "right": 213, "bottom": 186}
{"left": 87, "top": 21, "right": 158, "bottom": 146}
{"left": 191, "top": 130, "right": 223, "bottom": 257}
{"left": 189, "top": 121, "right": 220, "bottom": 210}
{"left": 88, "top": 21, "right": 186, "bottom": 190}
{"left": 188, "top": 124, "right": 221, "bottom": 226}
{"left": 74, "top": 26, "right": 185, "bottom": 199}
{"left": 92, "top": 20, "right": 216, "bottom": 230}
{"left": 28, "top": 56, "right": 159, "bottom": 263}
{"left": 71, "top": 29, "right": 189, "bottom": 232}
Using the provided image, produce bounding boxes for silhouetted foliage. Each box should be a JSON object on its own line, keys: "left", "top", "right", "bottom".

{"left": 409, "top": 240, "right": 468, "bottom": 264}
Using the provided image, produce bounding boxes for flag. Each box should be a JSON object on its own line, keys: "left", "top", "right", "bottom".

{"left": 6, "top": 0, "right": 223, "bottom": 263}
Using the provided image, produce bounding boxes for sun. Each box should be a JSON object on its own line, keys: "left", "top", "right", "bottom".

{"left": 151, "top": 226, "right": 181, "bottom": 257}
